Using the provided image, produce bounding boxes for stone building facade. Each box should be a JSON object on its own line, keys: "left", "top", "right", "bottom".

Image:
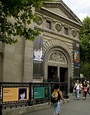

{"left": 0, "top": 1, "right": 82, "bottom": 89}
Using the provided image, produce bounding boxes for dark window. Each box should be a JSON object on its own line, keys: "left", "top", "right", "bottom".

{"left": 64, "top": 27, "right": 68, "bottom": 35}
{"left": 46, "top": 20, "right": 51, "bottom": 29}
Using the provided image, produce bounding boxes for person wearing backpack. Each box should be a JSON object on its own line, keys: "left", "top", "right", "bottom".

{"left": 49, "top": 84, "right": 65, "bottom": 115}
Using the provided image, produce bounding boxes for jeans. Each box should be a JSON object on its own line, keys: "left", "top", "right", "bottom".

{"left": 76, "top": 89, "right": 80, "bottom": 98}
{"left": 53, "top": 101, "right": 60, "bottom": 115}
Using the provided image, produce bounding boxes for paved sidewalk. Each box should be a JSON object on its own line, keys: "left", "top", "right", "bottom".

{"left": 23, "top": 93, "right": 90, "bottom": 115}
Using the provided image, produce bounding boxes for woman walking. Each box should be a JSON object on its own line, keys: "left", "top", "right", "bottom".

{"left": 82, "top": 80, "right": 88, "bottom": 100}
{"left": 49, "top": 84, "right": 65, "bottom": 115}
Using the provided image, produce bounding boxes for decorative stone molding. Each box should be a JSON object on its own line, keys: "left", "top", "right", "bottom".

{"left": 71, "top": 29, "right": 77, "bottom": 37}
{"left": 36, "top": 16, "right": 43, "bottom": 25}
{"left": 43, "top": 40, "right": 72, "bottom": 58}
{"left": 48, "top": 51, "right": 67, "bottom": 64}
{"left": 55, "top": 23, "right": 62, "bottom": 32}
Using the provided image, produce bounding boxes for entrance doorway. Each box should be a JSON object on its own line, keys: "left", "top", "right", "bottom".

{"left": 60, "top": 67, "right": 68, "bottom": 82}
{"left": 48, "top": 66, "right": 58, "bottom": 82}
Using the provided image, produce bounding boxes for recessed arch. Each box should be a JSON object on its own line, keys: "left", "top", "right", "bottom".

{"left": 43, "top": 39, "right": 74, "bottom": 86}
{"left": 43, "top": 40, "right": 73, "bottom": 59}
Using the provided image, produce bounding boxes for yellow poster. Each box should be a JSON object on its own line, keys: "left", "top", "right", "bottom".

{"left": 3, "top": 88, "right": 18, "bottom": 102}
{"left": 3, "top": 87, "right": 29, "bottom": 102}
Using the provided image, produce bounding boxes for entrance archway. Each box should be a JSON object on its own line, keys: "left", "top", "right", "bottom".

{"left": 47, "top": 49, "right": 68, "bottom": 82}
{"left": 43, "top": 40, "right": 73, "bottom": 89}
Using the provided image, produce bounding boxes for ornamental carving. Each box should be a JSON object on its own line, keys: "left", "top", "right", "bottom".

{"left": 55, "top": 23, "right": 62, "bottom": 32}
{"left": 36, "top": 16, "right": 43, "bottom": 25}
{"left": 71, "top": 29, "right": 77, "bottom": 37}
{"left": 48, "top": 51, "right": 67, "bottom": 64}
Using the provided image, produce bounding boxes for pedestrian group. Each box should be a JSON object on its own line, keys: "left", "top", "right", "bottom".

{"left": 48, "top": 79, "right": 90, "bottom": 115}
{"left": 73, "top": 79, "right": 90, "bottom": 100}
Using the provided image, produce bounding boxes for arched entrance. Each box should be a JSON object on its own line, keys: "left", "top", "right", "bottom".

{"left": 46, "top": 48, "right": 69, "bottom": 82}
{"left": 43, "top": 40, "right": 73, "bottom": 89}
{"left": 47, "top": 50, "right": 68, "bottom": 82}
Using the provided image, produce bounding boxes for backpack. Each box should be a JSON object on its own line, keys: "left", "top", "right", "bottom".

{"left": 51, "top": 90, "right": 59, "bottom": 103}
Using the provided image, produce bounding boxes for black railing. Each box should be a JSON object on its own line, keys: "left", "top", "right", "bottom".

{"left": 0, "top": 82, "right": 68, "bottom": 113}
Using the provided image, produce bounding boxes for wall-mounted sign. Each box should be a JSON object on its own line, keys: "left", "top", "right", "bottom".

{"left": 34, "top": 86, "right": 51, "bottom": 99}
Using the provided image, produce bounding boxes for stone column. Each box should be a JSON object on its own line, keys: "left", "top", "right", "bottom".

{"left": 23, "top": 40, "right": 33, "bottom": 82}
{"left": 23, "top": 7, "right": 35, "bottom": 82}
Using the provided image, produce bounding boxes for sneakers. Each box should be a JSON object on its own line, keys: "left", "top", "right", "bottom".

{"left": 77, "top": 98, "right": 79, "bottom": 100}
{"left": 83, "top": 97, "right": 86, "bottom": 100}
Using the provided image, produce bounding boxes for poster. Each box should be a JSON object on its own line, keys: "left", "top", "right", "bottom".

{"left": 33, "top": 36, "right": 44, "bottom": 76}
{"left": 3, "top": 87, "right": 29, "bottom": 102}
{"left": 34, "top": 86, "right": 51, "bottom": 99}
{"left": 34, "top": 87, "right": 44, "bottom": 99}
{"left": 18, "top": 87, "right": 29, "bottom": 100}
{"left": 3, "top": 88, "right": 18, "bottom": 102}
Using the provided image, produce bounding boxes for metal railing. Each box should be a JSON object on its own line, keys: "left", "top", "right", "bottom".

{"left": 0, "top": 82, "right": 68, "bottom": 113}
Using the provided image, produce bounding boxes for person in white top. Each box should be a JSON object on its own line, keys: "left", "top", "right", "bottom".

{"left": 74, "top": 80, "right": 81, "bottom": 100}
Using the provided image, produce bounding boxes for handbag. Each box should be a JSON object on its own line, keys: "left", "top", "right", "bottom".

{"left": 84, "top": 87, "right": 88, "bottom": 92}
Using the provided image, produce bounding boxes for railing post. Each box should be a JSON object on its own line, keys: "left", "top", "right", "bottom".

{"left": 0, "top": 104, "right": 2, "bottom": 115}
{"left": 0, "top": 83, "right": 2, "bottom": 115}
{"left": 28, "top": 82, "right": 31, "bottom": 106}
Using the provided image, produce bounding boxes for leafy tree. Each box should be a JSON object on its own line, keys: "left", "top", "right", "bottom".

{"left": 79, "top": 16, "right": 90, "bottom": 78}
{"left": 0, "top": 0, "right": 52, "bottom": 44}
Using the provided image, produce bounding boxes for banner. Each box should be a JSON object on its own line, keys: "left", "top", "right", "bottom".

{"left": 73, "top": 42, "right": 80, "bottom": 77}
{"left": 3, "top": 87, "right": 29, "bottom": 102}
{"left": 33, "top": 36, "right": 44, "bottom": 76}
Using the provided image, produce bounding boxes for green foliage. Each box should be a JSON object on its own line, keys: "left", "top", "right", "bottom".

{"left": 80, "top": 62, "right": 90, "bottom": 78}
{"left": 0, "top": 0, "right": 52, "bottom": 44}
{"left": 79, "top": 16, "right": 90, "bottom": 78}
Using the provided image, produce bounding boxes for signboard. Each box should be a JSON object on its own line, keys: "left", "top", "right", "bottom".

{"left": 34, "top": 86, "right": 51, "bottom": 99}
{"left": 34, "top": 87, "right": 44, "bottom": 99}
{"left": 3, "top": 87, "right": 29, "bottom": 102}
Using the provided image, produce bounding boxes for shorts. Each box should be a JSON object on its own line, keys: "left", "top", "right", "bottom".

{"left": 53, "top": 101, "right": 60, "bottom": 115}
